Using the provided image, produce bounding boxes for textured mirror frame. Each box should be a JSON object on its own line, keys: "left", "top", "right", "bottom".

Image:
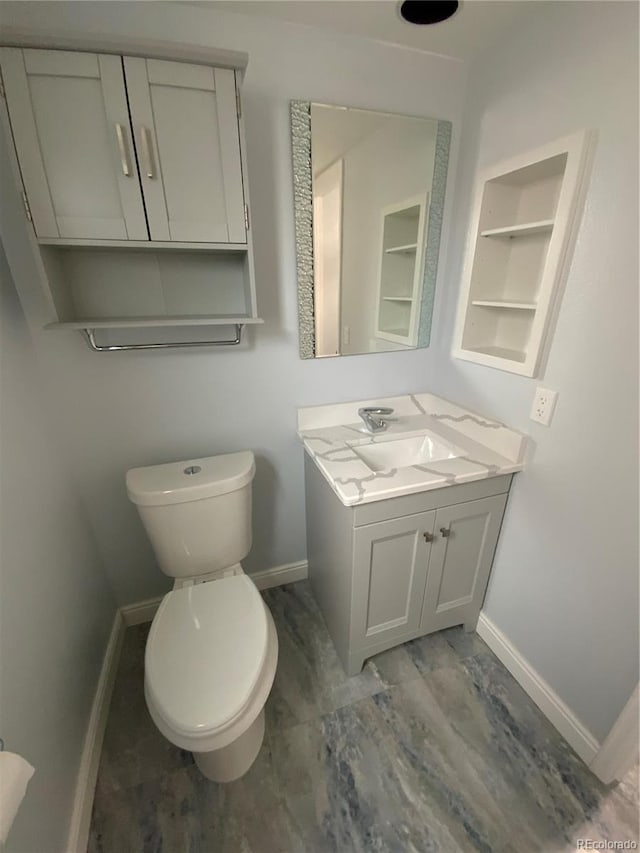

{"left": 417, "top": 119, "right": 452, "bottom": 348}
{"left": 291, "top": 101, "right": 315, "bottom": 359}
{"left": 291, "top": 100, "right": 452, "bottom": 359}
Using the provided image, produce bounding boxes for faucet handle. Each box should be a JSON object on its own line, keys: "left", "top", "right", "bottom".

{"left": 358, "top": 407, "right": 394, "bottom": 416}
{"left": 358, "top": 406, "right": 395, "bottom": 433}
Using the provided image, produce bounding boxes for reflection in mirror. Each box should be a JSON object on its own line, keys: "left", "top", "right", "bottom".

{"left": 291, "top": 102, "right": 451, "bottom": 359}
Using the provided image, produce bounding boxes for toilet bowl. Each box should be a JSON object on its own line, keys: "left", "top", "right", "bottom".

{"left": 126, "top": 451, "right": 278, "bottom": 782}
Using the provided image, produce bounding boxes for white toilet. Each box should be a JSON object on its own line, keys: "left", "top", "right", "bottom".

{"left": 126, "top": 451, "right": 278, "bottom": 783}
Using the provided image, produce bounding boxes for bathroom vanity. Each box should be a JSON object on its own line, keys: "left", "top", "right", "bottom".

{"left": 299, "top": 393, "right": 526, "bottom": 675}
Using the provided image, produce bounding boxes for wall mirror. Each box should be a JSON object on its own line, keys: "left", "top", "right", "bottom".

{"left": 291, "top": 101, "right": 451, "bottom": 358}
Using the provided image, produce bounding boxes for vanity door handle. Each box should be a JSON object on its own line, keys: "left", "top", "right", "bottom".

{"left": 140, "top": 126, "right": 157, "bottom": 179}
{"left": 423, "top": 532, "right": 435, "bottom": 543}
{"left": 440, "top": 527, "right": 451, "bottom": 538}
{"left": 115, "top": 123, "right": 132, "bottom": 177}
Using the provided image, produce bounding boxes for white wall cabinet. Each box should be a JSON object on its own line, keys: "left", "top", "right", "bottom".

{"left": 0, "top": 44, "right": 260, "bottom": 343}
{"left": 1, "top": 48, "right": 148, "bottom": 241}
{"left": 2, "top": 48, "right": 247, "bottom": 246}
{"left": 123, "top": 58, "right": 246, "bottom": 244}
{"left": 304, "top": 453, "right": 511, "bottom": 676}
{"left": 452, "top": 131, "right": 593, "bottom": 376}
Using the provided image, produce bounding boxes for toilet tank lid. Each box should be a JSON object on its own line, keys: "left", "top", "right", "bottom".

{"left": 126, "top": 451, "right": 255, "bottom": 506}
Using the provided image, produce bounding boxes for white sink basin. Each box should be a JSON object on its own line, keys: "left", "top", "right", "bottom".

{"left": 352, "top": 433, "right": 466, "bottom": 472}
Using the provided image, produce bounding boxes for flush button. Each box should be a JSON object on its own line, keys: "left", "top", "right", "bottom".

{"left": 183, "top": 465, "right": 202, "bottom": 476}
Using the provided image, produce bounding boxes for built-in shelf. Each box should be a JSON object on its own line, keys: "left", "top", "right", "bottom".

{"left": 467, "top": 345, "right": 527, "bottom": 364}
{"left": 385, "top": 243, "right": 418, "bottom": 254}
{"left": 453, "top": 130, "right": 593, "bottom": 377}
{"left": 471, "top": 300, "right": 537, "bottom": 310}
{"left": 45, "top": 316, "right": 265, "bottom": 330}
{"left": 376, "top": 195, "right": 427, "bottom": 346}
{"left": 480, "top": 219, "right": 554, "bottom": 238}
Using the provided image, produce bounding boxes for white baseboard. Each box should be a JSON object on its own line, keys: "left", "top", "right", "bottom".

{"left": 120, "top": 560, "right": 310, "bottom": 626}
{"left": 66, "top": 611, "right": 125, "bottom": 853}
{"left": 249, "top": 559, "right": 308, "bottom": 590}
{"left": 121, "top": 595, "right": 164, "bottom": 626}
{"left": 589, "top": 684, "right": 639, "bottom": 784}
{"left": 476, "top": 612, "right": 600, "bottom": 765}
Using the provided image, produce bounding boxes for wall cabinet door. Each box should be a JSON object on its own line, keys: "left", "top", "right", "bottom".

{"left": 352, "top": 511, "right": 435, "bottom": 648}
{"left": 0, "top": 48, "right": 147, "bottom": 240}
{"left": 124, "top": 57, "right": 246, "bottom": 243}
{"left": 421, "top": 494, "right": 507, "bottom": 633}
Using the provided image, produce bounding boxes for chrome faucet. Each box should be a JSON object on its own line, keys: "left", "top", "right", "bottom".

{"left": 358, "top": 407, "right": 394, "bottom": 433}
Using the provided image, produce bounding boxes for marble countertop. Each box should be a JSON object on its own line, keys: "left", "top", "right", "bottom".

{"left": 298, "top": 392, "right": 527, "bottom": 507}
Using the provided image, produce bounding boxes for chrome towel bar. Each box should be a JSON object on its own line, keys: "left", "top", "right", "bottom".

{"left": 83, "top": 324, "right": 244, "bottom": 352}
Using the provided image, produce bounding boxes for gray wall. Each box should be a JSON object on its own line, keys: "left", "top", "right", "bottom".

{"left": 0, "top": 1, "right": 465, "bottom": 605}
{"left": 430, "top": 0, "right": 639, "bottom": 742}
{"left": 0, "top": 243, "right": 116, "bottom": 852}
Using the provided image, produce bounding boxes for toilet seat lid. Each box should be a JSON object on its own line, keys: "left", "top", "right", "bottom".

{"left": 145, "top": 576, "right": 268, "bottom": 736}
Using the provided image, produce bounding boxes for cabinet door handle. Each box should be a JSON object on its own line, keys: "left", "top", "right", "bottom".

{"left": 141, "top": 126, "right": 156, "bottom": 179}
{"left": 115, "top": 123, "right": 132, "bottom": 177}
{"left": 440, "top": 527, "right": 451, "bottom": 538}
{"left": 423, "top": 531, "right": 434, "bottom": 543}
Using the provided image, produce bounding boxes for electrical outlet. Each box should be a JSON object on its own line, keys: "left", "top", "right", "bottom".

{"left": 530, "top": 387, "right": 558, "bottom": 426}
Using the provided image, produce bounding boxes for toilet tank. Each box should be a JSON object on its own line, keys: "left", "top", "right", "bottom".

{"left": 126, "top": 452, "right": 255, "bottom": 578}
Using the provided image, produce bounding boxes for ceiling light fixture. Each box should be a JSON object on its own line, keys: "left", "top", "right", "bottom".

{"left": 399, "top": 1, "right": 459, "bottom": 25}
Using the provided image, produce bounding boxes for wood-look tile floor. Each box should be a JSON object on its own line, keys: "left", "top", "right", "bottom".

{"left": 89, "top": 582, "right": 639, "bottom": 852}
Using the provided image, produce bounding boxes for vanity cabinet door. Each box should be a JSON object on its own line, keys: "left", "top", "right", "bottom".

{"left": 0, "top": 48, "right": 148, "bottom": 240}
{"left": 420, "top": 495, "right": 507, "bottom": 633}
{"left": 352, "top": 511, "right": 435, "bottom": 649}
{"left": 123, "top": 57, "right": 246, "bottom": 244}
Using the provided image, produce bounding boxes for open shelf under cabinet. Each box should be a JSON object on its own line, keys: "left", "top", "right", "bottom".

{"left": 39, "top": 244, "right": 260, "bottom": 332}
{"left": 46, "top": 316, "right": 264, "bottom": 330}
